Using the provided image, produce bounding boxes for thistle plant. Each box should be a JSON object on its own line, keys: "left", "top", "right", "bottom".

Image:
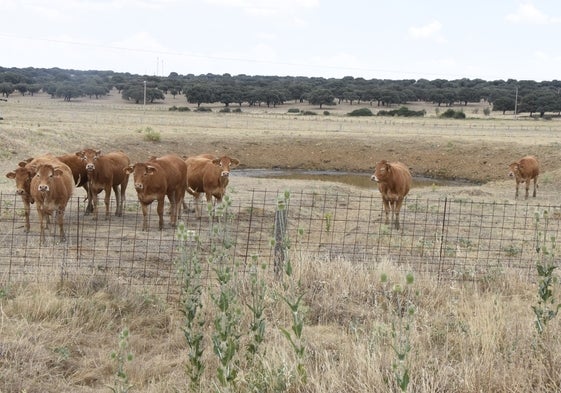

{"left": 176, "top": 223, "right": 205, "bottom": 390}
{"left": 275, "top": 190, "right": 307, "bottom": 385}
{"left": 108, "top": 327, "right": 134, "bottom": 393}
{"left": 532, "top": 210, "right": 560, "bottom": 335}
{"left": 381, "top": 272, "right": 417, "bottom": 392}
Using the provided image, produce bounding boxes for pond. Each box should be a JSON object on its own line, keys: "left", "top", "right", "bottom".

{"left": 235, "top": 169, "right": 472, "bottom": 189}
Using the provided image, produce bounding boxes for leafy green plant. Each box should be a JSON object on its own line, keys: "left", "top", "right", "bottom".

{"left": 108, "top": 328, "right": 134, "bottom": 393}
{"left": 142, "top": 126, "right": 161, "bottom": 142}
{"left": 275, "top": 191, "right": 308, "bottom": 385}
{"left": 347, "top": 107, "right": 373, "bottom": 116}
{"left": 176, "top": 223, "right": 206, "bottom": 390}
{"left": 532, "top": 210, "right": 560, "bottom": 335}
{"left": 323, "top": 212, "right": 333, "bottom": 232}
{"left": 380, "top": 272, "right": 417, "bottom": 392}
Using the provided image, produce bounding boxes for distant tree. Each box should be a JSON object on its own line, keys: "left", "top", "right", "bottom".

{"left": 122, "top": 85, "right": 145, "bottom": 104}
{"left": 184, "top": 84, "right": 214, "bottom": 107}
{"left": 0, "top": 82, "right": 14, "bottom": 97}
{"left": 56, "top": 82, "right": 83, "bottom": 101}
{"left": 492, "top": 97, "right": 515, "bottom": 114}
{"left": 15, "top": 83, "right": 28, "bottom": 96}
{"left": 308, "top": 88, "right": 335, "bottom": 109}
{"left": 27, "top": 84, "right": 41, "bottom": 96}
{"left": 146, "top": 88, "right": 165, "bottom": 103}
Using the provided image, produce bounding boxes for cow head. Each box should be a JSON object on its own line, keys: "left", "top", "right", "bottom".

{"left": 34, "top": 164, "right": 64, "bottom": 193}
{"left": 212, "top": 156, "right": 240, "bottom": 178}
{"left": 6, "top": 161, "right": 33, "bottom": 196}
{"left": 371, "top": 160, "right": 390, "bottom": 183}
{"left": 77, "top": 149, "right": 102, "bottom": 172}
{"left": 508, "top": 162, "right": 520, "bottom": 178}
{"left": 125, "top": 163, "right": 157, "bottom": 190}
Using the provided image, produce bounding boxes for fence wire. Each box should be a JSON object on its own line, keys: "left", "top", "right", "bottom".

{"left": 0, "top": 190, "right": 559, "bottom": 299}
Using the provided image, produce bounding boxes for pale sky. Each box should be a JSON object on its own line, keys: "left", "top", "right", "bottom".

{"left": 1, "top": 0, "right": 560, "bottom": 81}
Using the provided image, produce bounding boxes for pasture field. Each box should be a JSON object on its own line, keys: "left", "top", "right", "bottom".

{"left": 1, "top": 91, "right": 561, "bottom": 392}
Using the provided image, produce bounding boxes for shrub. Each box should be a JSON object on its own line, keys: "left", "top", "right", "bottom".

{"left": 288, "top": 108, "right": 300, "bottom": 113}
{"left": 347, "top": 108, "right": 373, "bottom": 117}
{"left": 440, "top": 109, "right": 466, "bottom": 119}
{"left": 302, "top": 111, "right": 317, "bottom": 116}
{"left": 169, "top": 105, "right": 191, "bottom": 112}
{"left": 219, "top": 107, "right": 231, "bottom": 113}
{"left": 323, "top": 111, "right": 330, "bottom": 116}
{"left": 143, "top": 127, "right": 161, "bottom": 142}
{"left": 232, "top": 108, "right": 242, "bottom": 113}
{"left": 377, "top": 106, "right": 425, "bottom": 117}
{"left": 483, "top": 107, "right": 491, "bottom": 116}
{"left": 195, "top": 107, "right": 212, "bottom": 112}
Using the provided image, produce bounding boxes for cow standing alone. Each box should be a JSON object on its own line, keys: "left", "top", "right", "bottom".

{"left": 371, "top": 160, "right": 412, "bottom": 230}
{"left": 29, "top": 158, "right": 74, "bottom": 243}
{"left": 508, "top": 155, "right": 539, "bottom": 199}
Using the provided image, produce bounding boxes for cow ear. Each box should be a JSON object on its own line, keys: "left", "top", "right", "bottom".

{"left": 146, "top": 165, "right": 157, "bottom": 174}
{"left": 53, "top": 168, "right": 64, "bottom": 177}
{"left": 95, "top": 150, "right": 102, "bottom": 156}
{"left": 124, "top": 165, "right": 134, "bottom": 174}
{"left": 18, "top": 161, "right": 28, "bottom": 167}
{"left": 212, "top": 158, "right": 221, "bottom": 165}
{"left": 6, "top": 171, "right": 16, "bottom": 179}
{"left": 231, "top": 158, "right": 240, "bottom": 167}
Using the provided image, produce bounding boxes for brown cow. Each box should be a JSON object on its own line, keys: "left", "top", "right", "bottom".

{"left": 370, "top": 160, "right": 412, "bottom": 230}
{"left": 508, "top": 155, "right": 539, "bottom": 199}
{"left": 57, "top": 153, "right": 93, "bottom": 213}
{"left": 6, "top": 160, "right": 35, "bottom": 231}
{"left": 29, "top": 157, "right": 74, "bottom": 243}
{"left": 185, "top": 154, "right": 240, "bottom": 218}
{"left": 125, "top": 154, "right": 187, "bottom": 231}
{"left": 76, "top": 149, "right": 130, "bottom": 219}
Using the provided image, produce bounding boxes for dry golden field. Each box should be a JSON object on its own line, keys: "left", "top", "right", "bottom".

{"left": 1, "top": 90, "right": 561, "bottom": 392}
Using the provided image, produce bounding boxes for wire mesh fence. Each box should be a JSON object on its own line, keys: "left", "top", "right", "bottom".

{"left": 0, "top": 189, "right": 559, "bottom": 299}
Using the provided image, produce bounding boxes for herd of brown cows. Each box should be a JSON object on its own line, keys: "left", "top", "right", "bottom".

{"left": 370, "top": 155, "right": 540, "bottom": 230}
{"left": 5, "top": 149, "right": 541, "bottom": 241}
{"left": 5, "top": 149, "right": 240, "bottom": 242}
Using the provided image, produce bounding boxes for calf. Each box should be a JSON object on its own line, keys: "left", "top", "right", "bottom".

{"left": 57, "top": 153, "right": 93, "bottom": 213}
{"left": 508, "top": 155, "right": 539, "bottom": 199}
{"left": 125, "top": 154, "right": 187, "bottom": 231}
{"left": 29, "top": 159, "right": 74, "bottom": 243}
{"left": 185, "top": 154, "right": 240, "bottom": 218}
{"left": 6, "top": 160, "right": 34, "bottom": 231}
{"left": 370, "top": 160, "right": 412, "bottom": 230}
{"left": 76, "top": 149, "right": 130, "bottom": 219}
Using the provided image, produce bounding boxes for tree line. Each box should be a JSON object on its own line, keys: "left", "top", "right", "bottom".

{"left": 1, "top": 66, "right": 561, "bottom": 117}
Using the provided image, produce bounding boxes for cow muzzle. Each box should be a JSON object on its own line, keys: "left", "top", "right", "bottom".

{"left": 371, "top": 175, "right": 379, "bottom": 182}
{"left": 15, "top": 189, "right": 25, "bottom": 195}
{"left": 86, "top": 163, "right": 95, "bottom": 171}
{"left": 221, "top": 171, "right": 230, "bottom": 178}
{"left": 38, "top": 185, "right": 49, "bottom": 192}
{"left": 134, "top": 183, "right": 144, "bottom": 190}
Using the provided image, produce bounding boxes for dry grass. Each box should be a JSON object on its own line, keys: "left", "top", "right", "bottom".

{"left": 2, "top": 91, "right": 561, "bottom": 392}
{"left": 1, "top": 256, "right": 561, "bottom": 392}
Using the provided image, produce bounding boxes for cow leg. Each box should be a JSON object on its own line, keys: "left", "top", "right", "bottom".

{"left": 84, "top": 184, "right": 94, "bottom": 214}
{"left": 156, "top": 198, "right": 165, "bottom": 230}
{"left": 514, "top": 181, "right": 520, "bottom": 199}
{"left": 113, "top": 184, "right": 122, "bottom": 216}
{"left": 37, "top": 208, "right": 46, "bottom": 244}
{"left": 120, "top": 178, "right": 128, "bottom": 216}
{"left": 394, "top": 197, "right": 404, "bottom": 230}
{"left": 168, "top": 194, "right": 177, "bottom": 227}
{"left": 533, "top": 177, "right": 538, "bottom": 198}
{"left": 141, "top": 203, "right": 149, "bottom": 231}
{"left": 104, "top": 186, "right": 112, "bottom": 219}
{"left": 23, "top": 199, "right": 31, "bottom": 232}
{"left": 381, "top": 197, "right": 391, "bottom": 225}
{"left": 91, "top": 186, "right": 100, "bottom": 220}
{"left": 57, "top": 208, "right": 66, "bottom": 242}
